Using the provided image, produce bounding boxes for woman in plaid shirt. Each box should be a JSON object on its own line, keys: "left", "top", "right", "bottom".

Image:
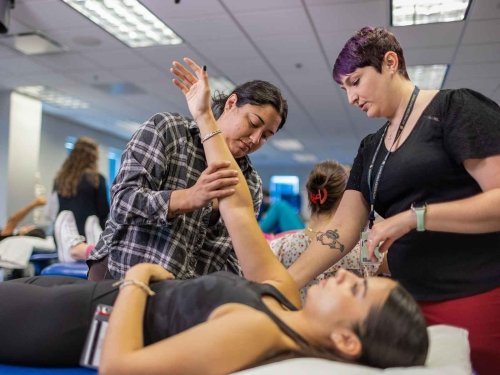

{"left": 88, "top": 79, "right": 287, "bottom": 281}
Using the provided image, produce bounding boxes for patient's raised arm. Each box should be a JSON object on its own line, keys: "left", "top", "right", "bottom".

{"left": 170, "top": 58, "right": 298, "bottom": 301}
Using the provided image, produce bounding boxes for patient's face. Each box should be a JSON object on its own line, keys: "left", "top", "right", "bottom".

{"left": 304, "top": 269, "right": 395, "bottom": 327}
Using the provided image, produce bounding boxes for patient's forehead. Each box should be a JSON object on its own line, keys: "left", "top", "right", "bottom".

{"left": 365, "top": 277, "right": 396, "bottom": 307}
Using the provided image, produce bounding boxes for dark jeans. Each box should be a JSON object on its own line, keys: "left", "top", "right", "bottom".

{"left": 0, "top": 276, "right": 117, "bottom": 366}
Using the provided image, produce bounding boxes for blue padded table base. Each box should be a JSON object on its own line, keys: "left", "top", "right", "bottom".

{"left": 40, "top": 262, "right": 88, "bottom": 279}
{"left": 0, "top": 364, "right": 96, "bottom": 374}
{"left": 29, "top": 252, "right": 58, "bottom": 276}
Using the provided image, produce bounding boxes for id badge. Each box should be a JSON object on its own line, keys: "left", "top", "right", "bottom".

{"left": 360, "top": 229, "right": 382, "bottom": 265}
{"left": 80, "top": 304, "right": 113, "bottom": 369}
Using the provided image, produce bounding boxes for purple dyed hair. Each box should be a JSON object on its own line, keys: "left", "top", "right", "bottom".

{"left": 332, "top": 26, "right": 410, "bottom": 84}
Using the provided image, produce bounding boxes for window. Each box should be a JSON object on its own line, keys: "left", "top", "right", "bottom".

{"left": 108, "top": 147, "right": 122, "bottom": 182}
{"left": 64, "top": 136, "right": 76, "bottom": 153}
{"left": 269, "top": 175, "right": 301, "bottom": 213}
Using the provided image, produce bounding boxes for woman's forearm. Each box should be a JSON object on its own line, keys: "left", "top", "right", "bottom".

{"left": 425, "top": 188, "right": 500, "bottom": 233}
{"left": 99, "top": 271, "right": 149, "bottom": 374}
{"left": 194, "top": 113, "right": 253, "bottom": 210}
{"left": 288, "top": 190, "right": 369, "bottom": 288}
{"left": 1, "top": 199, "right": 40, "bottom": 235}
{"left": 193, "top": 113, "right": 282, "bottom": 282}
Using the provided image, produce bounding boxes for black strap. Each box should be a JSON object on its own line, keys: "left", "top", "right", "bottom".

{"left": 367, "top": 86, "right": 420, "bottom": 228}
{"left": 259, "top": 284, "right": 310, "bottom": 347}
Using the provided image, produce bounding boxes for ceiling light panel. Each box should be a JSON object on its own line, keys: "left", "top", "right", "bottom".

{"left": 0, "top": 32, "right": 65, "bottom": 55}
{"left": 272, "top": 139, "right": 304, "bottom": 151}
{"left": 62, "top": 0, "right": 183, "bottom": 48}
{"left": 15, "top": 86, "right": 89, "bottom": 109}
{"left": 407, "top": 65, "right": 448, "bottom": 90}
{"left": 292, "top": 153, "right": 318, "bottom": 163}
{"left": 392, "top": 0, "right": 470, "bottom": 26}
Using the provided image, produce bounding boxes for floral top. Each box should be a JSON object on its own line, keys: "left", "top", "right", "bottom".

{"left": 270, "top": 230, "right": 380, "bottom": 301}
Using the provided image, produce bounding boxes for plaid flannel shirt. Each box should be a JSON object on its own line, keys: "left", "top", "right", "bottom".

{"left": 89, "top": 112, "right": 262, "bottom": 279}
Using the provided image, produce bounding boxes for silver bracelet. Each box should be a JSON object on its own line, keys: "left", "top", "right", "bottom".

{"left": 112, "top": 279, "right": 156, "bottom": 296}
{"left": 201, "top": 129, "right": 222, "bottom": 144}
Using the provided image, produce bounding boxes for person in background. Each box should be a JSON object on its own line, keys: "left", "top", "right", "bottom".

{"left": 288, "top": 26, "right": 500, "bottom": 375}
{"left": 257, "top": 188, "right": 271, "bottom": 221}
{"left": 54, "top": 210, "right": 99, "bottom": 262}
{"left": 258, "top": 194, "right": 305, "bottom": 234}
{"left": 270, "top": 161, "right": 383, "bottom": 301}
{"left": 0, "top": 196, "right": 47, "bottom": 241}
{"left": 52, "top": 137, "right": 109, "bottom": 261}
{"left": 0, "top": 57, "right": 429, "bottom": 374}
{"left": 88, "top": 79, "right": 288, "bottom": 281}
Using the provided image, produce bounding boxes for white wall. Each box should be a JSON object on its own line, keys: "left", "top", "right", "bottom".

{"left": 0, "top": 106, "right": 128, "bottom": 228}
{"left": 0, "top": 92, "right": 11, "bottom": 225}
{"left": 0, "top": 93, "right": 42, "bottom": 226}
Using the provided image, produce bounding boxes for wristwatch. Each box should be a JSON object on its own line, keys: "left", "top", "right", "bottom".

{"left": 411, "top": 202, "right": 427, "bottom": 232}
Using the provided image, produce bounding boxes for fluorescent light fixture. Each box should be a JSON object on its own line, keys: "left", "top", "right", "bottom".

{"left": 93, "top": 81, "right": 146, "bottom": 95}
{"left": 0, "top": 32, "right": 65, "bottom": 55}
{"left": 115, "top": 120, "right": 142, "bottom": 132}
{"left": 407, "top": 64, "right": 448, "bottom": 90}
{"left": 15, "top": 86, "right": 89, "bottom": 109}
{"left": 61, "top": 0, "right": 182, "bottom": 48}
{"left": 272, "top": 139, "right": 304, "bottom": 151}
{"left": 293, "top": 153, "right": 318, "bottom": 163}
{"left": 392, "top": 0, "right": 470, "bottom": 26}
{"left": 208, "top": 76, "right": 235, "bottom": 96}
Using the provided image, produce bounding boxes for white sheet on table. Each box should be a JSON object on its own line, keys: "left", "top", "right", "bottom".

{"left": 0, "top": 236, "right": 55, "bottom": 269}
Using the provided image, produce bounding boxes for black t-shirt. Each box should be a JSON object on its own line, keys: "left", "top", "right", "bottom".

{"left": 347, "top": 89, "right": 500, "bottom": 301}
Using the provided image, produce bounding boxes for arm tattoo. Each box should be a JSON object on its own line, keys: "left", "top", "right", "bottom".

{"left": 314, "top": 229, "right": 345, "bottom": 253}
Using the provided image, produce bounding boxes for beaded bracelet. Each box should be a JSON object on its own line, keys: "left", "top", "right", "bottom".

{"left": 201, "top": 129, "right": 222, "bottom": 144}
{"left": 112, "top": 279, "right": 156, "bottom": 296}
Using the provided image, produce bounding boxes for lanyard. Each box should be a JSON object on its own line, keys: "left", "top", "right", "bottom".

{"left": 367, "top": 86, "right": 420, "bottom": 228}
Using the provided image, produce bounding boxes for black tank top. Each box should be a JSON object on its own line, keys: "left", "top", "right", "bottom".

{"left": 140, "top": 271, "right": 308, "bottom": 346}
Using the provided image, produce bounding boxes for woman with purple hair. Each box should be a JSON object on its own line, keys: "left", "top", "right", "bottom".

{"left": 288, "top": 26, "right": 500, "bottom": 375}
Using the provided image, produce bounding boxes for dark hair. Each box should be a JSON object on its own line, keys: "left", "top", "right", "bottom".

{"left": 296, "top": 283, "right": 428, "bottom": 369}
{"left": 24, "top": 227, "right": 46, "bottom": 239}
{"left": 353, "top": 284, "right": 429, "bottom": 368}
{"left": 332, "top": 26, "right": 410, "bottom": 84}
{"left": 211, "top": 80, "right": 288, "bottom": 130}
{"left": 306, "top": 160, "right": 348, "bottom": 215}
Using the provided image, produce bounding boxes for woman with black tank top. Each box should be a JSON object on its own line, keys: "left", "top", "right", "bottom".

{"left": 0, "top": 58, "right": 428, "bottom": 374}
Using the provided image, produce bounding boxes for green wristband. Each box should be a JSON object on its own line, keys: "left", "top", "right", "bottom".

{"left": 411, "top": 203, "right": 427, "bottom": 232}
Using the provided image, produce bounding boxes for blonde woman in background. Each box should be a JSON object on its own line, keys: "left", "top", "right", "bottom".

{"left": 52, "top": 137, "right": 109, "bottom": 261}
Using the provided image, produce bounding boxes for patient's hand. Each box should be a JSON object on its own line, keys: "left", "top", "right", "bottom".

{"left": 34, "top": 196, "right": 47, "bottom": 206}
{"left": 126, "top": 263, "right": 175, "bottom": 283}
{"left": 170, "top": 57, "right": 211, "bottom": 122}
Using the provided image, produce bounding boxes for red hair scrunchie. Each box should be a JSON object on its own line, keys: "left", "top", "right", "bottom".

{"left": 309, "top": 188, "right": 327, "bottom": 205}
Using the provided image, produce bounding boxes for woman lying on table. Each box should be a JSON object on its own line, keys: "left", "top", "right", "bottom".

{"left": 0, "top": 59, "right": 428, "bottom": 374}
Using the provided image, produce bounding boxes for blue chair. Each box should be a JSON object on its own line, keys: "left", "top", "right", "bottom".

{"left": 41, "top": 262, "right": 88, "bottom": 279}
